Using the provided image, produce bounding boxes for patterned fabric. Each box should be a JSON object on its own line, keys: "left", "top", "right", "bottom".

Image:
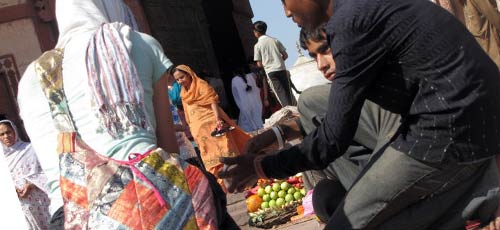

{"left": 86, "top": 23, "right": 151, "bottom": 138}
{"left": 35, "top": 49, "right": 218, "bottom": 229}
{"left": 57, "top": 134, "right": 198, "bottom": 230}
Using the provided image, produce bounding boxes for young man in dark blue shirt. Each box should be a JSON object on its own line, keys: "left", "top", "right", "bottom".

{"left": 220, "top": 0, "right": 500, "bottom": 229}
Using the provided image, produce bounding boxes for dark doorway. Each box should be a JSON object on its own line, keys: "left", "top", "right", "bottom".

{"left": 201, "top": 0, "right": 247, "bottom": 118}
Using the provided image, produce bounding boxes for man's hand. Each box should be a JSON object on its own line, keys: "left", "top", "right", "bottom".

{"left": 219, "top": 154, "right": 260, "bottom": 193}
{"left": 16, "top": 183, "right": 34, "bottom": 198}
{"left": 243, "top": 130, "right": 277, "bottom": 154}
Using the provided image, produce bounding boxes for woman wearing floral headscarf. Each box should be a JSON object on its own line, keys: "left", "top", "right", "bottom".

{"left": 0, "top": 119, "right": 50, "bottom": 229}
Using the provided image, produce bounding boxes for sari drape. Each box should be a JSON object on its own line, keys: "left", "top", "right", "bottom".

{"left": 179, "top": 65, "right": 250, "bottom": 189}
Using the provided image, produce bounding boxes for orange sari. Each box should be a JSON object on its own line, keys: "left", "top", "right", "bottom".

{"left": 178, "top": 65, "right": 250, "bottom": 190}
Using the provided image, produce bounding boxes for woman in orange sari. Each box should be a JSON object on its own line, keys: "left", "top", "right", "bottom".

{"left": 173, "top": 64, "right": 250, "bottom": 191}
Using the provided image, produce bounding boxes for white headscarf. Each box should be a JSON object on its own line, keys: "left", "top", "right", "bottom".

{"left": 0, "top": 120, "right": 48, "bottom": 194}
{"left": 55, "top": 0, "right": 149, "bottom": 137}
{"left": 0, "top": 120, "right": 21, "bottom": 155}
{"left": 55, "top": 0, "right": 138, "bottom": 49}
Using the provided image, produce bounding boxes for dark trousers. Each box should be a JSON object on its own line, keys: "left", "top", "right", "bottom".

{"left": 267, "top": 70, "right": 296, "bottom": 107}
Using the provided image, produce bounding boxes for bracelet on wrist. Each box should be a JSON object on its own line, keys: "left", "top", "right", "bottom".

{"left": 276, "top": 125, "right": 285, "bottom": 139}
{"left": 271, "top": 126, "right": 284, "bottom": 149}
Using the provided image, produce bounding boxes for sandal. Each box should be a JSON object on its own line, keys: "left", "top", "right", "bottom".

{"left": 211, "top": 127, "right": 226, "bottom": 137}
{"left": 211, "top": 120, "right": 234, "bottom": 137}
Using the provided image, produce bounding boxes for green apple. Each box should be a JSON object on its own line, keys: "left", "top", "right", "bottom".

{"left": 293, "top": 191, "right": 303, "bottom": 200}
{"left": 270, "top": 191, "right": 278, "bottom": 200}
{"left": 278, "top": 190, "right": 286, "bottom": 198}
{"left": 265, "top": 185, "right": 273, "bottom": 194}
{"left": 276, "top": 198, "right": 285, "bottom": 206}
{"left": 280, "top": 182, "right": 290, "bottom": 190}
{"left": 287, "top": 187, "right": 296, "bottom": 195}
{"left": 285, "top": 194, "right": 294, "bottom": 203}
{"left": 300, "top": 188, "right": 306, "bottom": 196}
{"left": 269, "top": 199, "right": 277, "bottom": 208}
{"left": 272, "top": 183, "right": 281, "bottom": 192}
{"left": 261, "top": 201, "right": 269, "bottom": 209}
{"left": 257, "top": 187, "right": 265, "bottom": 197}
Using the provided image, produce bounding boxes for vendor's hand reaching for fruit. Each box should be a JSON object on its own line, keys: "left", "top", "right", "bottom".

{"left": 244, "top": 130, "right": 278, "bottom": 154}
{"left": 219, "top": 154, "right": 260, "bottom": 193}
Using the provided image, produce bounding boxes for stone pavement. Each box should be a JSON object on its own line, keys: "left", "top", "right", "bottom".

{"left": 227, "top": 192, "right": 322, "bottom": 230}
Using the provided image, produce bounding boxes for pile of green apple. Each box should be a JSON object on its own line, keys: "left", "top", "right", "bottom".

{"left": 256, "top": 181, "right": 306, "bottom": 210}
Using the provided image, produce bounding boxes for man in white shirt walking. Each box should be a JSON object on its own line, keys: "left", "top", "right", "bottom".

{"left": 253, "top": 20, "right": 297, "bottom": 107}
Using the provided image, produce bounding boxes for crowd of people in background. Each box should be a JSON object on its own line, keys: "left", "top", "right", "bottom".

{"left": 3, "top": 0, "right": 500, "bottom": 229}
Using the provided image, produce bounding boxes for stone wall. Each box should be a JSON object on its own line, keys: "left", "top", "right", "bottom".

{"left": 0, "top": 19, "right": 41, "bottom": 75}
{"left": 232, "top": 0, "right": 256, "bottom": 60}
{"left": 141, "top": 0, "right": 219, "bottom": 74}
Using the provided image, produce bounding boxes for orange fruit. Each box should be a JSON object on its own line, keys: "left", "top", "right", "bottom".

{"left": 246, "top": 194, "right": 263, "bottom": 212}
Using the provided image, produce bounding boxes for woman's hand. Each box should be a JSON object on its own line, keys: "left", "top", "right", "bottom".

{"left": 219, "top": 154, "right": 259, "bottom": 193}
{"left": 216, "top": 119, "right": 224, "bottom": 128}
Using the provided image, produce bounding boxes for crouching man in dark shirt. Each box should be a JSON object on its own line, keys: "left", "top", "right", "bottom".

{"left": 220, "top": 0, "right": 500, "bottom": 229}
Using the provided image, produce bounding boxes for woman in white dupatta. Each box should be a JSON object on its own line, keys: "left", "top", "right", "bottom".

{"left": 231, "top": 68, "right": 264, "bottom": 132}
{"left": 0, "top": 119, "right": 50, "bottom": 230}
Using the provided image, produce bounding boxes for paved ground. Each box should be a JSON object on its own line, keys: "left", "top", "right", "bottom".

{"left": 226, "top": 192, "right": 322, "bottom": 230}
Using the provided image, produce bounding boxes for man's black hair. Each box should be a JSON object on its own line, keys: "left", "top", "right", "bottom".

{"left": 253, "top": 21, "right": 267, "bottom": 34}
{"left": 299, "top": 23, "right": 328, "bottom": 50}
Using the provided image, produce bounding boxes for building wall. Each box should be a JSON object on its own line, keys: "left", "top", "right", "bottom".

{"left": 0, "top": 19, "right": 42, "bottom": 75}
{"left": 0, "top": 0, "right": 56, "bottom": 140}
{"left": 141, "top": 0, "right": 219, "bottom": 74}
{"left": 232, "top": 0, "right": 256, "bottom": 61}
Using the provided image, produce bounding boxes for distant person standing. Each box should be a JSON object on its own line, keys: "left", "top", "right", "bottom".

{"left": 253, "top": 20, "right": 297, "bottom": 107}
{"left": 430, "top": 0, "right": 500, "bottom": 69}
{"left": 0, "top": 117, "right": 50, "bottom": 229}
{"left": 231, "top": 67, "right": 263, "bottom": 132}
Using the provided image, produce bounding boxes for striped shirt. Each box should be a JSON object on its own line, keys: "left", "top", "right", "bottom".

{"left": 263, "top": 0, "right": 500, "bottom": 179}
